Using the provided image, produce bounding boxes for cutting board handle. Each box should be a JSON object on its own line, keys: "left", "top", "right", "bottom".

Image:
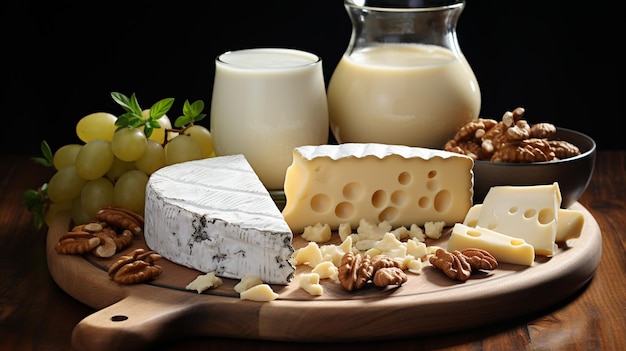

{"left": 71, "top": 294, "right": 196, "bottom": 350}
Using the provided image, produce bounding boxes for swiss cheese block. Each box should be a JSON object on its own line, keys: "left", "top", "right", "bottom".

{"left": 282, "top": 143, "right": 474, "bottom": 233}
{"left": 463, "top": 204, "right": 584, "bottom": 243}
{"left": 144, "top": 154, "right": 295, "bottom": 285}
{"left": 476, "top": 183, "right": 561, "bottom": 256}
{"left": 447, "top": 223, "right": 535, "bottom": 266}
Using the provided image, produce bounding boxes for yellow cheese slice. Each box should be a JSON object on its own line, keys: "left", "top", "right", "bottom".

{"left": 282, "top": 143, "right": 474, "bottom": 233}
{"left": 476, "top": 183, "right": 561, "bottom": 256}
{"left": 464, "top": 204, "right": 585, "bottom": 243}
{"left": 447, "top": 223, "right": 535, "bottom": 266}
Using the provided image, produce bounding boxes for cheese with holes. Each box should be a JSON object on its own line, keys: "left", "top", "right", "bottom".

{"left": 144, "top": 154, "right": 295, "bottom": 285}
{"left": 447, "top": 223, "right": 535, "bottom": 266}
{"left": 476, "top": 183, "right": 561, "bottom": 256}
{"left": 282, "top": 143, "right": 474, "bottom": 233}
{"left": 463, "top": 204, "right": 584, "bottom": 243}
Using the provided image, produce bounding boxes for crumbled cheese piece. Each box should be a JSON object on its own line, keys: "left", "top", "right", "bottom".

{"left": 299, "top": 272, "right": 324, "bottom": 296}
{"left": 372, "top": 232, "right": 407, "bottom": 259}
{"left": 405, "top": 256, "right": 424, "bottom": 274}
{"left": 337, "top": 222, "right": 352, "bottom": 242}
{"left": 356, "top": 219, "right": 392, "bottom": 241}
{"left": 185, "top": 272, "right": 223, "bottom": 294}
{"left": 405, "top": 238, "right": 428, "bottom": 259}
{"left": 290, "top": 242, "right": 323, "bottom": 268}
{"left": 234, "top": 275, "right": 264, "bottom": 294}
{"left": 319, "top": 236, "right": 353, "bottom": 267}
{"left": 312, "top": 261, "right": 339, "bottom": 280}
{"left": 424, "top": 221, "right": 445, "bottom": 239}
{"left": 408, "top": 224, "right": 426, "bottom": 241}
{"left": 239, "top": 284, "right": 279, "bottom": 301}
{"left": 302, "top": 223, "right": 332, "bottom": 243}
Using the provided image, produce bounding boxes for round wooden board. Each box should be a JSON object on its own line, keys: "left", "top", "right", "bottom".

{"left": 46, "top": 203, "right": 601, "bottom": 351}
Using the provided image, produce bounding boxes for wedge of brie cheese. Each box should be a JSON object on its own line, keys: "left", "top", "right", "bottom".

{"left": 282, "top": 143, "right": 474, "bottom": 233}
{"left": 144, "top": 154, "right": 295, "bottom": 285}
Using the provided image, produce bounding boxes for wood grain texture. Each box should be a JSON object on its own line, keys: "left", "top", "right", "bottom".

{"left": 1, "top": 152, "right": 625, "bottom": 351}
{"left": 46, "top": 201, "right": 601, "bottom": 350}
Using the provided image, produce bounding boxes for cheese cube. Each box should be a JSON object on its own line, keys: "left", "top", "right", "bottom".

{"left": 477, "top": 183, "right": 560, "bottom": 256}
{"left": 447, "top": 223, "right": 535, "bottom": 266}
{"left": 282, "top": 143, "right": 474, "bottom": 233}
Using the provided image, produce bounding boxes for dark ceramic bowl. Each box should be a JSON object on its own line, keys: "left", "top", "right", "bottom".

{"left": 472, "top": 128, "right": 596, "bottom": 208}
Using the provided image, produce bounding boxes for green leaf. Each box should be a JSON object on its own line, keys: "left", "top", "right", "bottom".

{"left": 150, "top": 98, "right": 175, "bottom": 119}
{"left": 111, "top": 92, "right": 134, "bottom": 113}
{"left": 31, "top": 140, "right": 53, "bottom": 167}
{"left": 22, "top": 184, "right": 47, "bottom": 230}
{"left": 174, "top": 115, "right": 192, "bottom": 128}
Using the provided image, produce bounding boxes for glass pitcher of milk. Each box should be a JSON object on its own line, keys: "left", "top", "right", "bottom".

{"left": 327, "top": 0, "right": 481, "bottom": 149}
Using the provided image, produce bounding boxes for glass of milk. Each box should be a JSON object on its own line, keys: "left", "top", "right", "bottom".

{"left": 210, "top": 48, "right": 329, "bottom": 191}
{"left": 327, "top": 0, "right": 481, "bottom": 149}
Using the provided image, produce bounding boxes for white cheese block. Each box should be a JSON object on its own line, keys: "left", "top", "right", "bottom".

{"left": 447, "top": 223, "right": 535, "bottom": 266}
{"left": 144, "top": 154, "right": 295, "bottom": 285}
{"left": 464, "top": 204, "right": 584, "bottom": 243}
{"left": 282, "top": 143, "right": 474, "bottom": 233}
{"left": 476, "top": 183, "right": 561, "bottom": 256}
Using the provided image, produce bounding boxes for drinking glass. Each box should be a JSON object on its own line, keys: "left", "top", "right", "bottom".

{"left": 210, "top": 48, "right": 329, "bottom": 191}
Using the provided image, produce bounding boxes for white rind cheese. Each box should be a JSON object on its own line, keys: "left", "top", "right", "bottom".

{"left": 282, "top": 143, "right": 474, "bottom": 233}
{"left": 144, "top": 154, "right": 295, "bottom": 285}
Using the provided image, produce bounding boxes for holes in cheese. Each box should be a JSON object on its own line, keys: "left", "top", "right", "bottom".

{"left": 282, "top": 143, "right": 474, "bottom": 233}
{"left": 463, "top": 204, "right": 584, "bottom": 244}
{"left": 447, "top": 223, "right": 535, "bottom": 266}
{"left": 475, "top": 182, "right": 561, "bottom": 256}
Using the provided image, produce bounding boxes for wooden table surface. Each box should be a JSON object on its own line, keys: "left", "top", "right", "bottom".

{"left": 1, "top": 151, "right": 624, "bottom": 351}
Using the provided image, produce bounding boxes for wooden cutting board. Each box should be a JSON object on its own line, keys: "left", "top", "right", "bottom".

{"left": 46, "top": 203, "right": 601, "bottom": 351}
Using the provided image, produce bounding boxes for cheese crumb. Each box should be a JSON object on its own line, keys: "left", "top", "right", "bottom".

{"left": 234, "top": 275, "right": 264, "bottom": 294}
{"left": 424, "top": 221, "right": 445, "bottom": 239}
{"left": 239, "top": 284, "right": 279, "bottom": 301}
{"left": 185, "top": 272, "right": 223, "bottom": 294}
{"left": 312, "top": 261, "right": 339, "bottom": 280}
{"left": 299, "top": 272, "right": 324, "bottom": 296}
{"left": 290, "top": 241, "right": 323, "bottom": 268}
{"left": 302, "top": 223, "right": 332, "bottom": 243}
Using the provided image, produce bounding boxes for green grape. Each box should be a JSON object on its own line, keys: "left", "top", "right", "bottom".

{"left": 106, "top": 157, "right": 137, "bottom": 183}
{"left": 114, "top": 170, "right": 149, "bottom": 213}
{"left": 81, "top": 177, "right": 115, "bottom": 218}
{"left": 75, "top": 139, "right": 115, "bottom": 180}
{"left": 184, "top": 125, "right": 215, "bottom": 158}
{"left": 53, "top": 144, "right": 82, "bottom": 170}
{"left": 72, "top": 196, "right": 92, "bottom": 225}
{"left": 165, "top": 135, "right": 203, "bottom": 165}
{"left": 76, "top": 112, "right": 118, "bottom": 143}
{"left": 135, "top": 140, "right": 166, "bottom": 175}
{"left": 47, "top": 166, "right": 87, "bottom": 203}
{"left": 141, "top": 109, "right": 179, "bottom": 143}
{"left": 111, "top": 127, "right": 147, "bottom": 162}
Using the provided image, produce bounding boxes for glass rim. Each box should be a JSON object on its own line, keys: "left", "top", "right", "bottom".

{"left": 344, "top": 0, "right": 464, "bottom": 12}
{"left": 216, "top": 48, "right": 322, "bottom": 70}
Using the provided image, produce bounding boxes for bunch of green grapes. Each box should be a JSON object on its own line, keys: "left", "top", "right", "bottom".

{"left": 29, "top": 92, "right": 215, "bottom": 227}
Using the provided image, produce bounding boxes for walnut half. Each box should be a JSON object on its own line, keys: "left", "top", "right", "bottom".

{"left": 108, "top": 248, "right": 163, "bottom": 284}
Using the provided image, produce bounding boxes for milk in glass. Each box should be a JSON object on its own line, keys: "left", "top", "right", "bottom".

{"left": 210, "top": 48, "right": 329, "bottom": 190}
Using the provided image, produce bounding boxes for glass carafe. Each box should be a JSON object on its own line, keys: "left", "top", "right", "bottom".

{"left": 327, "top": 0, "right": 480, "bottom": 148}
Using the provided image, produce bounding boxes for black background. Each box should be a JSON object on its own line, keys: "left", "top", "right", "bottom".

{"left": 2, "top": 0, "right": 623, "bottom": 156}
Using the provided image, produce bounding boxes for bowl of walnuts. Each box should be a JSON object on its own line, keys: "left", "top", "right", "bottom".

{"left": 444, "top": 107, "right": 596, "bottom": 208}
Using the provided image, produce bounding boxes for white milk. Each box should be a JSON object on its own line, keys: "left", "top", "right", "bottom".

{"left": 327, "top": 44, "right": 481, "bottom": 148}
{"left": 210, "top": 48, "right": 329, "bottom": 190}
